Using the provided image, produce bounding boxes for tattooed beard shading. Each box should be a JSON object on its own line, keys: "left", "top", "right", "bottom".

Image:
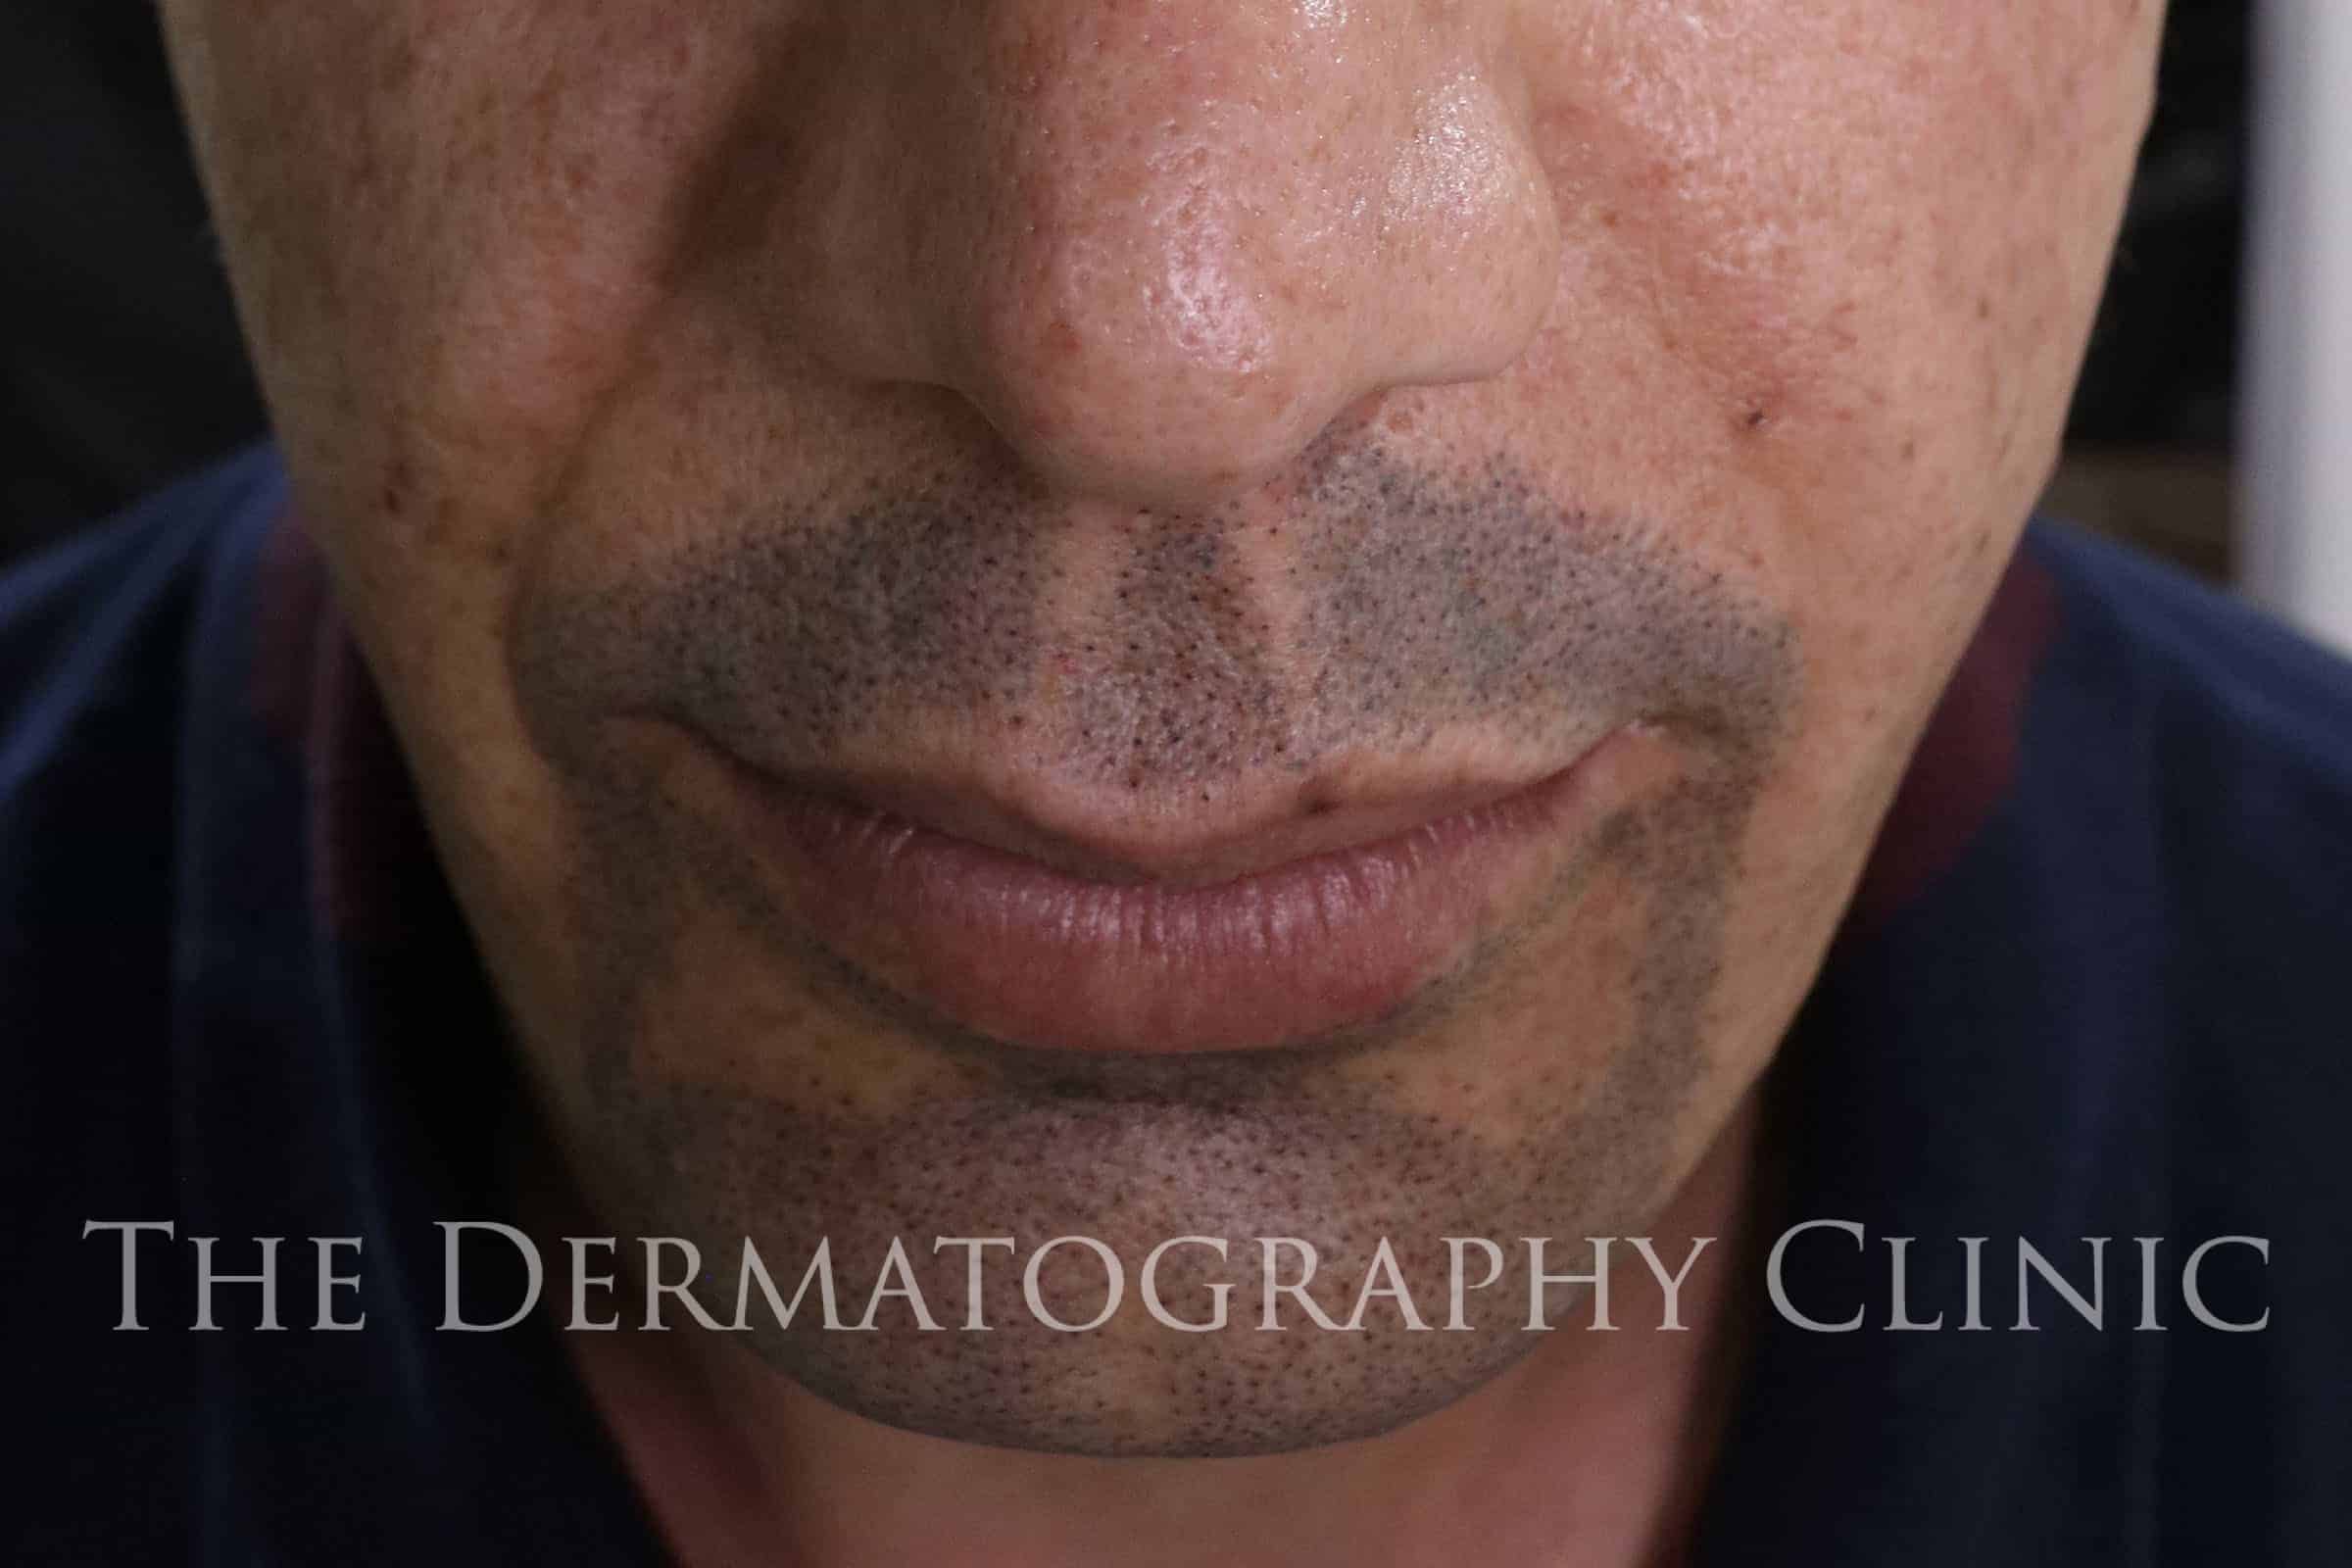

{"left": 512, "top": 443, "right": 1798, "bottom": 1455}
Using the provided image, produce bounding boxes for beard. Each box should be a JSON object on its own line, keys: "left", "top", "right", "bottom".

{"left": 513, "top": 441, "right": 1796, "bottom": 1453}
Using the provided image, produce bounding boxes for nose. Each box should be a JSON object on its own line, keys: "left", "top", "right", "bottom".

{"left": 758, "top": 0, "right": 1561, "bottom": 509}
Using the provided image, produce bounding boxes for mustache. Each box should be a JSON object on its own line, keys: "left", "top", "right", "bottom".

{"left": 512, "top": 444, "right": 1800, "bottom": 787}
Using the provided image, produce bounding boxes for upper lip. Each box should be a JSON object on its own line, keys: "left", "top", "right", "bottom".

{"left": 750, "top": 740, "right": 1616, "bottom": 887}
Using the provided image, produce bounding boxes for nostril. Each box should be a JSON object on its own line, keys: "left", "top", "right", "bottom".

{"left": 946, "top": 259, "right": 1359, "bottom": 507}
{"left": 960, "top": 357, "right": 1348, "bottom": 512}
{"left": 792, "top": 15, "right": 1559, "bottom": 511}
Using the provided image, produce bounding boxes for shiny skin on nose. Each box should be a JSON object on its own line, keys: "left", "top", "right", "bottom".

{"left": 763, "top": 0, "right": 1562, "bottom": 509}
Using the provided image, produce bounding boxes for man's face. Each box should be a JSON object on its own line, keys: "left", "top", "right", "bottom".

{"left": 160, "top": 0, "right": 2161, "bottom": 1454}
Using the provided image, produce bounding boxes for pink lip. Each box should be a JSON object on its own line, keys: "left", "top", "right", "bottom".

{"left": 706, "top": 730, "right": 1646, "bottom": 1055}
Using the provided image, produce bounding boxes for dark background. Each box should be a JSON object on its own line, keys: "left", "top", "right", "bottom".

{"left": 0, "top": 2, "right": 2250, "bottom": 575}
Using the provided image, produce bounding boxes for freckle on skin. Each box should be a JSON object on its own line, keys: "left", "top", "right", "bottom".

{"left": 379, "top": 453, "right": 413, "bottom": 516}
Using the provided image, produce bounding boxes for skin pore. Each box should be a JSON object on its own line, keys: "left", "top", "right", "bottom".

{"left": 158, "top": 0, "right": 2164, "bottom": 1561}
{"left": 512, "top": 442, "right": 1796, "bottom": 1459}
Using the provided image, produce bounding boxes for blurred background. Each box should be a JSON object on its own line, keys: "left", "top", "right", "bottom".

{"left": 3, "top": 3, "right": 2337, "bottom": 643}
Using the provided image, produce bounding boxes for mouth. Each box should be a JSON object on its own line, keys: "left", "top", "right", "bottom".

{"left": 699, "top": 725, "right": 1668, "bottom": 1054}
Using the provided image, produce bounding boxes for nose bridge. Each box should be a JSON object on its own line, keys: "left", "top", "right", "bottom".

{"left": 894, "top": 0, "right": 1559, "bottom": 507}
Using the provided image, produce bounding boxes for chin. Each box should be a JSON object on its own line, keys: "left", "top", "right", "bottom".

{"left": 766, "top": 1307, "right": 1550, "bottom": 1459}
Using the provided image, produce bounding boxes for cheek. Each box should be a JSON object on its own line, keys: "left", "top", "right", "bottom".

{"left": 166, "top": 2, "right": 765, "bottom": 564}
{"left": 1522, "top": 0, "right": 2154, "bottom": 481}
{"left": 1523, "top": 1, "right": 2151, "bottom": 666}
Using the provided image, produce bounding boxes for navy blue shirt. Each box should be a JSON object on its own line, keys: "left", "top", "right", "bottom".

{"left": 5, "top": 447, "right": 2349, "bottom": 1563}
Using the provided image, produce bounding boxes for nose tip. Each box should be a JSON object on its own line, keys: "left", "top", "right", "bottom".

{"left": 954, "top": 108, "right": 1556, "bottom": 506}
{"left": 945, "top": 226, "right": 1388, "bottom": 506}
{"left": 785, "top": 11, "right": 1564, "bottom": 511}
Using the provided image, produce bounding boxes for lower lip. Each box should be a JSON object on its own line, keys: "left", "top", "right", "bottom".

{"left": 724, "top": 739, "right": 1634, "bottom": 1055}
